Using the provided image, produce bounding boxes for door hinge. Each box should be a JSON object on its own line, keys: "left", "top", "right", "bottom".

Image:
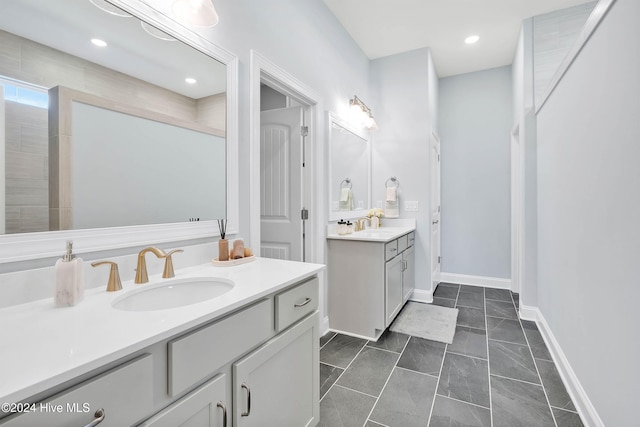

{"left": 438, "top": 256, "right": 441, "bottom": 264}
{"left": 438, "top": 205, "right": 441, "bottom": 213}
{"left": 438, "top": 154, "right": 440, "bottom": 161}
{"left": 301, "top": 125, "right": 309, "bottom": 137}
{"left": 301, "top": 208, "right": 309, "bottom": 220}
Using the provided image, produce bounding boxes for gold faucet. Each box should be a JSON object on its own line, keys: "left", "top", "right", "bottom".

{"left": 91, "top": 261, "right": 122, "bottom": 292}
{"left": 135, "top": 247, "right": 166, "bottom": 284}
{"left": 162, "top": 249, "right": 184, "bottom": 279}
{"left": 355, "top": 217, "right": 371, "bottom": 231}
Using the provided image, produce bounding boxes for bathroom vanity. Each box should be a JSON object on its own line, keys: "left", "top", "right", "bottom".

{"left": 0, "top": 258, "right": 324, "bottom": 427}
{"left": 327, "top": 222, "right": 416, "bottom": 340}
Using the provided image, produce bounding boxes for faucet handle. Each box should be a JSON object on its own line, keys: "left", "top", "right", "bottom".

{"left": 91, "top": 261, "right": 122, "bottom": 292}
{"left": 162, "top": 249, "right": 184, "bottom": 279}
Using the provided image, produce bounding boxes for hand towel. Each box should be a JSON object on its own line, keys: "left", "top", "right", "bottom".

{"left": 386, "top": 187, "right": 397, "bottom": 202}
{"left": 340, "top": 187, "right": 351, "bottom": 202}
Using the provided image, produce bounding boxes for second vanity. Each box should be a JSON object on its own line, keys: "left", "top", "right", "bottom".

{"left": 327, "top": 221, "right": 416, "bottom": 341}
{"left": 0, "top": 257, "right": 324, "bottom": 427}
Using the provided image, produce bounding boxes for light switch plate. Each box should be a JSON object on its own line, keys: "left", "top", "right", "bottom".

{"left": 405, "top": 201, "right": 419, "bottom": 211}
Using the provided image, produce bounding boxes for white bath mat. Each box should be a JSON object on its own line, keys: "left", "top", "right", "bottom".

{"left": 390, "top": 302, "right": 458, "bottom": 344}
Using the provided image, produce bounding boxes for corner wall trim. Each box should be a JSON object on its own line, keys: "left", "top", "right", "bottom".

{"left": 410, "top": 289, "right": 433, "bottom": 303}
{"left": 320, "top": 315, "right": 330, "bottom": 337}
{"left": 440, "top": 273, "right": 511, "bottom": 289}
{"left": 524, "top": 306, "right": 605, "bottom": 427}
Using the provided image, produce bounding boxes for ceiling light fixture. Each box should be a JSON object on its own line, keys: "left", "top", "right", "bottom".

{"left": 185, "top": 77, "right": 197, "bottom": 84}
{"left": 349, "top": 95, "right": 378, "bottom": 131}
{"left": 91, "top": 38, "right": 108, "bottom": 47}
{"left": 171, "top": 0, "right": 219, "bottom": 28}
{"left": 89, "top": 0, "right": 133, "bottom": 18}
{"left": 465, "top": 35, "right": 480, "bottom": 44}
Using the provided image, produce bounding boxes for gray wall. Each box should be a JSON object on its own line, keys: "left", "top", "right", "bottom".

{"left": 439, "top": 66, "right": 512, "bottom": 279}
{"left": 370, "top": 48, "right": 438, "bottom": 295}
{"left": 535, "top": 0, "right": 640, "bottom": 424}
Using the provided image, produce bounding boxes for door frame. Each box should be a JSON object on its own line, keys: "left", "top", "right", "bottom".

{"left": 510, "top": 122, "right": 524, "bottom": 294}
{"left": 429, "top": 131, "right": 441, "bottom": 290}
{"left": 249, "top": 50, "right": 320, "bottom": 262}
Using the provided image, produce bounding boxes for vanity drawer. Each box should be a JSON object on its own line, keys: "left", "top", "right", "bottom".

{"left": 385, "top": 240, "right": 399, "bottom": 261}
{"left": 397, "top": 234, "right": 409, "bottom": 253}
{"left": 1, "top": 355, "right": 153, "bottom": 427}
{"left": 168, "top": 299, "right": 273, "bottom": 397}
{"left": 407, "top": 232, "right": 415, "bottom": 247}
{"left": 275, "top": 277, "right": 319, "bottom": 332}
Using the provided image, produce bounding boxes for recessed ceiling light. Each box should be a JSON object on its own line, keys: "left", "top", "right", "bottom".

{"left": 91, "top": 38, "right": 108, "bottom": 47}
{"left": 465, "top": 35, "right": 480, "bottom": 44}
{"left": 185, "top": 78, "right": 197, "bottom": 84}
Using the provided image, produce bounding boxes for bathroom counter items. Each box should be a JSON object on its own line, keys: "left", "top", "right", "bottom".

{"left": 327, "top": 219, "right": 416, "bottom": 243}
{"left": 0, "top": 257, "right": 324, "bottom": 405}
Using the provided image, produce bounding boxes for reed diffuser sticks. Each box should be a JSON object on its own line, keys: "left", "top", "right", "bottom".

{"left": 217, "top": 219, "right": 227, "bottom": 240}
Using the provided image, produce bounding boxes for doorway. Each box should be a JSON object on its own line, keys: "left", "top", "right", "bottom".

{"left": 259, "top": 86, "right": 305, "bottom": 261}
{"left": 510, "top": 123, "right": 523, "bottom": 293}
{"left": 250, "top": 51, "right": 320, "bottom": 263}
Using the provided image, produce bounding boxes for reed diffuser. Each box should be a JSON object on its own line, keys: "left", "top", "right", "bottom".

{"left": 217, "top": 219, "right": 229, "bottom": 261}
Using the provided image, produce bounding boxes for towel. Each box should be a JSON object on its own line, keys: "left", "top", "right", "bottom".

{"left": 340, "top": 187, "right": 351, "bottom": 202}
{"left": 339, "top": 188, "right": 353, "bottom": 211}
{"left": 386, "top": 187, "right": 397, "bottom": 202}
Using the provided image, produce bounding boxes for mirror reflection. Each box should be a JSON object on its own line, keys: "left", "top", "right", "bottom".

{"left": 0, "top": 0, "right": 227, "bottom": 235}
{"left": 328, "top": 113, "right": 370, "bottom": 220}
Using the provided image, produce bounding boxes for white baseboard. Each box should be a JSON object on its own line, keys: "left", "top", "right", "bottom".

{"left": 320, "top": 315, "right": 330, "bottom": 337}
{"left": 524, "top": 306, "right": 604, "bottom": 427}
{"left": 440, "top": 272, "right": 511, "bottom": 289}
{"left": 410, "top": 289, "right": 433, "bottom": 303}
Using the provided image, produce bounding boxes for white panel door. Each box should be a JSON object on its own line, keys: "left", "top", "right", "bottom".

{"left": 260, "top": 107, "right": 303, "bottom": 261}
{"left": 430, "top": 133, "right": 441, "bottom": 288}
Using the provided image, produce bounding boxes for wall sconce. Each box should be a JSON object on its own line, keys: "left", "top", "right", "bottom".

{"left": 349, "top": 95, "right": 378, "bottom": 130}
{"left": 171, "top": 0, "right": 219, "bottom": 28}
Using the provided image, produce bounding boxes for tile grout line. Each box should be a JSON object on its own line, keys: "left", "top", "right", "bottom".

{"left": 480, "top": 287, "right": 494, "bottom": 427}
{"left": 489, "top": 372, "right": 544, "bottom": 388}
{"left": 512, "top": 291, "right": 559, "bottom": 427}
{"left": 362, "top": 333, "right": 411, "bottom": 426}
{"left": 426, "top": 283, "right": 461, "bottom": 426}
{"left": 433, "top": 393, "right": 492, "bottom": 411}
{"left": 319, "top": 338, "right": 369, "bottom": 403}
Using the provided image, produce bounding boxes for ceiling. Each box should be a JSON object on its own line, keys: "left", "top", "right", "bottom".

{"left": 322, "top": 0, "right": 593, "bottom": 77}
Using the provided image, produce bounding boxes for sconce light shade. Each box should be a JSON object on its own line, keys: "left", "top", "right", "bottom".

{"left": 349, "top": 95, "right": 378, "bottom": 131}
{"left": 172, "top": 0, "right": 219, "bottom": 28}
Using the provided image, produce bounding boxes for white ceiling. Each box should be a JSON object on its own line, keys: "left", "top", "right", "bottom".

{"left": 322, "top": 0, "right": 593, "bottom": 77}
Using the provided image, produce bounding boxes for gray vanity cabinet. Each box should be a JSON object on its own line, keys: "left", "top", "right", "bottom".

{"left": 140, "top": 374, "right": 228, "bottom": 427}
{"left": 0, "top": 276, "right": 320, "bottom": 427}
{"left": 328, "top": 231, "right": 416, "bottom": 341}
{"left": 233, "top": 313, "right": 319, "bottom": 427}
{"left": 385, "top": 255, "right": 404, "bottom": 325}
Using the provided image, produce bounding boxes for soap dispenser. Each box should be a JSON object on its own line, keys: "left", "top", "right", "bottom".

{"left": 55, "top": 241, "right": 85, "bottom": 306}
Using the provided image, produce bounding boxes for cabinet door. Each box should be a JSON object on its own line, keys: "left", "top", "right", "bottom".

{"left": 385, "top": 255, "right": 404, "bottom": 326}
{"left": 402, "top": 245, "right": 416, "bottom": 303}
{"left": 140, "top": 374, "right": 228, "bottom": 427}
{"left": 232, "top": 313, "right": 319, "bottom": 427}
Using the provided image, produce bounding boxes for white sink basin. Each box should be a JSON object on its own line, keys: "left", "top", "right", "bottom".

{"left": 112, "top": 277, "right": 234, "bottom": 311}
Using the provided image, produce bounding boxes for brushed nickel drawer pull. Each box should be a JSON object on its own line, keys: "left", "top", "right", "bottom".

{"left": 84, "top": 408, "right": 105, "bottom": 427}
{"left": 217, "top": 402, "right": 228, "bottom": 427}
{"left": 294, "top": 297, "right": 312, "bottom": 308}
{"left": 241, "top": 383, "right": 251, "bottom": 417}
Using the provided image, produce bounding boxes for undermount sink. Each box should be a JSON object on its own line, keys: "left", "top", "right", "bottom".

{"left": 112, "top": 277, "right": 234, "bottom": 311}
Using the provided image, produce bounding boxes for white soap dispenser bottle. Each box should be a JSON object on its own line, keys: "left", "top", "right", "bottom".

{"left": 55, "top": 240, "right": 84, "bottom": 306}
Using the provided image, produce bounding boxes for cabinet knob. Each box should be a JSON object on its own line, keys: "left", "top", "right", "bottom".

{"left": 83, "top": 408, "right": 105, "bottom": 427}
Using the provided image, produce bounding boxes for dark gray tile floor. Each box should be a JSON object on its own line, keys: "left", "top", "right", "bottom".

{"left": 318, "top": 282, "right": 584, "bottom": 427}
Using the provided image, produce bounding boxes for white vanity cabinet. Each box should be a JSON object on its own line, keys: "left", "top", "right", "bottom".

{"left": 328, "top": 229, "right": 416, "bottom": 340}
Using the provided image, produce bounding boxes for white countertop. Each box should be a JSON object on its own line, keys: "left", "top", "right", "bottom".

{"left": 0, "top": 257, "right": 324, "bottom": 404}
{"left": 326, "top": 225, "right": 416, "bottom": 242}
